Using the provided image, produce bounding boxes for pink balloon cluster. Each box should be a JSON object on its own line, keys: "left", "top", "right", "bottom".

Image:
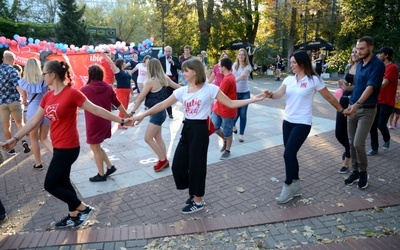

{"left": 0, "top": 34, "right": 155, "bottom": 55}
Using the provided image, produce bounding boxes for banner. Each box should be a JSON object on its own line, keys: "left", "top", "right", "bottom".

{"left": 9, "top": 43, "right": 40, "bottom": 66}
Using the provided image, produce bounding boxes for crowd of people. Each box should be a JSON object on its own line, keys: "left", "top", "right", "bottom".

{"left": 0, "top": 36, "right": 398, "bottom": 225}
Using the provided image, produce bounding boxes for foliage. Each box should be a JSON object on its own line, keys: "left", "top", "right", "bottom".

{"left": 56, "top": 0, "right": 89, "bottom": 46}
{"left": 0, "top": 16, "right": 56, "bottom": 40}
{"left": 0, "top": 0, "right": 11, "bottom": 19}
{"left": 20, "top": 0, "right": 58, "bottom": 23}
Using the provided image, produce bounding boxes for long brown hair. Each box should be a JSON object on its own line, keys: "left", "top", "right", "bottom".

{"left": 44, "top": 60, "right": 73, "bottom": 86}
{"left": 181, "top": 58, "right": 206, "bottom": 85}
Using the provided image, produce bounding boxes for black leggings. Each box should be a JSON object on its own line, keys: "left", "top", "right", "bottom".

{"left": 335, "top": 96, "right": 351, "bottom": 158}
{"left": 44, "top": 147, "right": 81, "bottom": 212}
{"left": 172, "top": 120, "right": 209, "bottom": 197}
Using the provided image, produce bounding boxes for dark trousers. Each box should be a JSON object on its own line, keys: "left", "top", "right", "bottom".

{"left": 370, "top": 104, "right": 394, "bottom": 151}
{"left": 44, "top": 147, "right": 81, "bottom": 212}
{"left": 172, "top": 120, "right": 209, "bottom": 197}
{"left": 132, "top": 76, "right": 139, "bottom": 93}
{"left": 166, "top": 75, "right": 178, "bottom": 116}
{"left": 335, "top": 96, "right": 350, "bottom": 158}
{"left": 0, "top": 199, "right": 5, "bottom": 216}
{"left": 282, "top": 120, "right": 311, "bottom": 185}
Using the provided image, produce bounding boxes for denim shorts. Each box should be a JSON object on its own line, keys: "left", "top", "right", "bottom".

{"left": 149, "top": 109, "right": 167, "bottom": 126}
{"left": 211, "top": 113, "right": 235, "bottom": 138}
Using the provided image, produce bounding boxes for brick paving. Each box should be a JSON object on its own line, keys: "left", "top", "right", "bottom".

{"left": 0, "top": 77, "right": 399, "bottom": 249}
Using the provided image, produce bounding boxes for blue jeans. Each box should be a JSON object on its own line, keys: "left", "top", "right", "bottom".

{"left": 211, "top": 113, "right": 235, "bottom": 138}
{"left": 369, "top": 104, "right": 394, "bottom": 151}
{"left": 233, "top": 91, "right": 250, "bottom": 135}
{"left": 282, "top": 120, "right": 311, "bottom": 185}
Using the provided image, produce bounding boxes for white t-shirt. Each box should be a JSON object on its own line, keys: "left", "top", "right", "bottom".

{"left": 137, "top": 63, "right": 147, "bottom": 83}
{"left": 174, "top": 83, "right": 219, "bottom": 120}
{"left": 232, "top": 63, "right": 252, "bottom": 93}
{"left": 283, "top": 74, "right": 326, "bottom": 125}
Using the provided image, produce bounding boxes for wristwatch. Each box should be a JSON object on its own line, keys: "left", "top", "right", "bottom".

{"left": 120, "top": 118, "right": 125, "bottom": 126}
{"left": 356, "top": 102, "right": 362, "bottom": 108}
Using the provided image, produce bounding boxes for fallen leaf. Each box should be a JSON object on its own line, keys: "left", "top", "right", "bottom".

{"left": 270, "top": 177, "right": 279, "bottom": 182}
{"left": 236, "top": 187, "right": 245, "bottom": 193}
{"left": 337, "top": 203, "right": 345, "bottom": 207}
{"left": 361, "top": 229, "right": 377, "bottom": 237}
{"left": 374, "top": 206, "right": 383, "bottom": 212}
{"left": 378, "top": 178, "right": 385, "bottom": 182}
{"left": 291, "top": 229, "right": 299, "bottom": 234}
{"left": 366, "top": 198, "right": 374, "bottom": 203}
{"left": 336, "top": 225, "right": 347, "bottom": 232}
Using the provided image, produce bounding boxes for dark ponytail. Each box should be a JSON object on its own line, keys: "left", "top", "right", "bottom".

{"left": 44, "top": 60, "right": 73, "bottom": 86}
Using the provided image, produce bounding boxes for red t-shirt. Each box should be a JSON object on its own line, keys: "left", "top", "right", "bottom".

{"left": 213, "top": 73, "right": 237, "bottom": 118}
{"left": 378, "top": 63, "right": 399, "bottom": 106}
{"left": 40, "top": 86, "right": 87, "bottom": 148}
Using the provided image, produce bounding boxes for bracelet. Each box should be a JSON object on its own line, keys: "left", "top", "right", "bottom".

{"left": 269, "top": 93, "right": 273, "bottom": 99}
{"left": 130, "top": 111, "right": 135, "bottom": 115}
{"left": 339, "top": 108, "right": 344, "bottom": 114}
{"left": 13, "top": 136, "right": 19, "bottom": 142}
{"left": 120, "top": 118, "right": 125, "bottom": 126}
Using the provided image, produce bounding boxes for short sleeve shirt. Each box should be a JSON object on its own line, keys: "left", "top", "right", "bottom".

{"left": 173, "top": 84, "right": 219, "bottom": 120}
{"left": 283, "top": 75, "right": 326, "bottom": 125}
{"left": 0, "top": 64, "right": 20, "bottom": 105}
{"left": 40, "top": 86, "right": 86, "bottom": 148}
{"left": 213, "top": 73, "right": 237, "bottom": 118}
{"left": 378, "top": 63, "right": 398, "bottom": 106}
{"left": 232, "top": 63, "right": 252, "bottom": 93}
{"left": 115, "top": 70, "right": 131, "bottom": 89}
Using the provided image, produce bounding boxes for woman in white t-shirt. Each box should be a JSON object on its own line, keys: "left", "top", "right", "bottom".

{"left": 232, "top": 48, "right": 253, "bottom": 142}
{"left": 133, "top": 59, "right": 265, "bottom": 214}
{"left": 132, "top": 55, "right": 151, "bottom": 93}
{"left": 264, "top": 50, "right": 344, "bottom": 204}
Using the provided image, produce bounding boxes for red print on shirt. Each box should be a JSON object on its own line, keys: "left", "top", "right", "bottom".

{"left": 300, "top": 82, "right": 307, "bottom": 88}
{"left": 184, "top": 99, "right": 201, "bottom": 115}
{"left": 44, "top": 104, "right": 59, "bottom": 121}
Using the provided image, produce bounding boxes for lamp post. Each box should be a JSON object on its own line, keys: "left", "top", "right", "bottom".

{"left": 156, "top": 1, "right": 168, "bottom": 52}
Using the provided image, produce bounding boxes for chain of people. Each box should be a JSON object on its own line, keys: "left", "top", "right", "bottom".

{"left": 0, "top": 35, "right": 398, "bottom": 229}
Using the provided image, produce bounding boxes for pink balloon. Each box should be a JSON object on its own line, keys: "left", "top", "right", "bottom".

{"left": 334, "top": 88, "right": 343, "bottom": 99}
{"left": 142, "top": 41, "right": 146, "bottom": 46}
{"left": 150, "top": 37, "right": 154, "bottom": 42}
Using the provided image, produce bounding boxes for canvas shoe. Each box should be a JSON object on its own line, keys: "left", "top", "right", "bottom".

{"left": 220, "top": 150, "right": 230, "bottom": 160}
{"left": 383, "top": 140, "right": 390, "bottom": 150}
{"left": 220, "top": 141, "right": 227, "bottom": 152}
{"left": 367, "top": 150, "right": 378, "bottom": 156}
{"left": 104, "top": 165, "right": 117, "bottom": 177}
{"left": 22, "top": 140, "right": 31, "bottom": 153}
{"left": 338, "top": 166, "right": 348, "bottom": 174}
{"left": 7, "top": 149, "right": 16, "bottom": 156}
{"left": 89, "top": 174, "right": 107, "bottom": 182}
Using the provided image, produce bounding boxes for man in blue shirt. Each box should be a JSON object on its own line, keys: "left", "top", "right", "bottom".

{"left": 344, "top": 37, "right": 385, "bottom": 189}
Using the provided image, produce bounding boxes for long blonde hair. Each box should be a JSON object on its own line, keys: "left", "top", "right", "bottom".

{"left": 234, "top": 48, "right": 251, "bottom": 71}
{"left": 146, "top": 58, "right": 169, "bottom": 87}
{"left": 23, "top": 58, "right": 43, "bottom": 84}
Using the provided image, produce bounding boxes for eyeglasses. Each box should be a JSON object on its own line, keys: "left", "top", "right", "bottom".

{"left": 42, "top": 72, "right": 50, "bottom": 76}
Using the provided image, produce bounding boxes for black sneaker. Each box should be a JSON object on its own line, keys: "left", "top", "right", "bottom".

{"left": 104, "top": 166, "right": 117, "bottom": 177}
{"left": 185, "top": 195, "right": 194, "bottom": 205}
{"left": 22, "top": 140, "right": 31, "bottom": 153}
{"left": 89, "top": 174, "right": 106, "bottom": 182}
{"left": 55, "top": 214, "right": 78, "bottom": 229}
{"left": 0, "top": 214, "right": 7, "bottom": 222}
{"left": 344, "top": 171, "right": 359, "bottom": 185}
{"left": 338, "top": 166, "right": 348, "bottom": 174}
{"left": 181, "top": 201, "right": 204, "bottom": 214}
{"left": 75, "top": 206, "right": 94, "bottom": 228}
{"left": 358, "top": 171, "right": 369, "bottom": 189}
{"left": 7, "top": 149, "right": 16, "bottom": 156}
{"left": 33, "top": 164, "right": 44, "bottom": 170}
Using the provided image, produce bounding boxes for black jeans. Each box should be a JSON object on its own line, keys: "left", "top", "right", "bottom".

{"left": 0, "top": 199, "right": 5, "bottom": 216}
{"left": 369, "top": 104, "right": 394, "bottom": 151}
{"left": 282, "top": 120, "right": 311, "bottom": 185}
{"left": 44, "top": 147, "right": 81, "bottom": 212}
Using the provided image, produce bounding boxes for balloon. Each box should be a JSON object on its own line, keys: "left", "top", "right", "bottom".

{"left": 142, "top": 41, "right": 146, "bottom": 46}
{"left": 28, "top": 37, "right": 33, "bottom": 43}
{"left": 334, "top": 88, "right": 343, "bottom": 99}
{"left": 62, "top": 48, "right": 67, "bottom": 53}
{"left": 0, "top": 44, "right": 3, "bottom": 48}
{"left": 70, "top": 44, "right": 75, "bottom": 49}
{"left": 150, "top": 37, "right": 154, "bottom": 42}
{"left": 4, "top": 44, "right": 9, "bottom": 48}
{"left": 0, "top": 37, "right": 6, "bottom": 43}
{"left": 13, "top": 34, "right": 19, "bottom": 40}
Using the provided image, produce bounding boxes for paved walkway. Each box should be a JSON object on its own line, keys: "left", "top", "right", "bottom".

{"left": 0, "top": 77, "right": 399, "bottom": 249}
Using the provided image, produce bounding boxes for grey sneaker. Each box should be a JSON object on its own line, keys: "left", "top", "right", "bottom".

{"left": 292, "top": 179, "right": 302, "bottom": 197}
{"left": 220, "top": 150, "right": 230, "bottom": 160}
{"left": 275, "top": 183, "right": 295, "bottom": 204}
{"left": 383, "top": 140, "right": 390, "bottom": 150}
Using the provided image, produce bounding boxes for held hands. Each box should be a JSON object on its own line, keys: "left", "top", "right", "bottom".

{"left": 253, "top": 92, "right": 266, "bottom": 102}
{"left": 338, "top": 79, "right": 349, "bottom": 91}
{"left": 123, "top": 117, "right": 135, "bottom": 127}
{"left": 343, "top": 104, "right": 358, "bottom": 116}
{"left": 263, "top": 89, "right": 273, "bottom": 98}
{"left": 131, "top": 114, "right": 145, "bottom": 126}
{"left": 1, "top": 138, "right": 17, "bottom": 152}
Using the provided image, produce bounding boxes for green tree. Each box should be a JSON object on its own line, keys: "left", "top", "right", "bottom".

{"left": 21, "top": 0, "right": 58, "bottom": 23}
{"left": 9, "top": 0, "right": 27, "bottom": 22}
{"left": 0, "top": 0, "right": 11, "bottom": 19}
{"left": 56, "top": 0, "right": 89, "bottom": 46}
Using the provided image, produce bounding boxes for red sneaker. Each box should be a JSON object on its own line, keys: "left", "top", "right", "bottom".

{"left": 154, "top": 159, "right": 169, "bottom": 172}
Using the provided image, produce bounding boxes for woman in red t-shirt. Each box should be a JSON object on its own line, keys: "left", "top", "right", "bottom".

{"left": 1, "top": 60, "right": 133, "bottom": 229}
